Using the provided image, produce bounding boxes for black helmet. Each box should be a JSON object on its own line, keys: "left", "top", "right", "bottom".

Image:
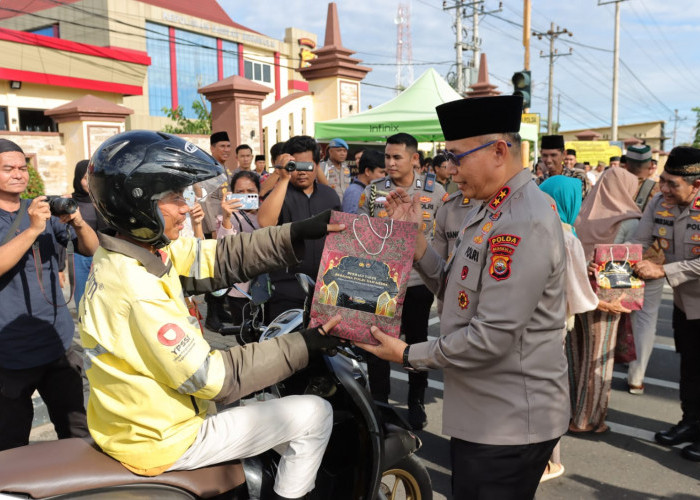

{"left": 88, "top": 130, "right": 223, "bottom": 248}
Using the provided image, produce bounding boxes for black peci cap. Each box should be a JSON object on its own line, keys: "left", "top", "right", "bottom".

{"left": 664, "top": 146, "right": 700, "bottom": 176}
{"left": 436, "top": 95, "right": 523, "bottom": 141}
{"left": 210, "top": 131, "right": 230, "bottom": 145}
{"left": 541, "top": 135, "right": 565, "bottom": 150}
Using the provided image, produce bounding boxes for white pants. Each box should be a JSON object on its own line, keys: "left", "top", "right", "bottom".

{"left": 169, "top": 394, "right": 333, "bottom": 498}
{"left": 628, "top": 278, "right": 665, "bottom": 387}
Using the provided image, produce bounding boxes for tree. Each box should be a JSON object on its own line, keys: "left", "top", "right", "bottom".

{"left": 162, "top": 98, "right": 212, "bottom": 135}
{"left": 692, "top": 107, "right": 700, "bottom": 148}
{"left": 21, "top": 160, "right": 45, "bottom": 199}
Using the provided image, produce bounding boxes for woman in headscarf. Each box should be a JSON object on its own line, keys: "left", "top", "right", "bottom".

{"left": 70, "top": 160, "right": 108, "bottom": 306}
{"left": 568, "top": 168, "right": 642, "bottom": 433}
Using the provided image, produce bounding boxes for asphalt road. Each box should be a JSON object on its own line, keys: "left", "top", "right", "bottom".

{"left": 30, "top": 284, "right": 699, "bottom": 499}
{"left": 384, "top": 285, "right": 700, "bottom": 500}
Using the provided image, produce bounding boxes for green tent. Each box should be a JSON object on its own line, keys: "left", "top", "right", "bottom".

{"left": 314, "top": 68, "right": 539, "bottom": 145}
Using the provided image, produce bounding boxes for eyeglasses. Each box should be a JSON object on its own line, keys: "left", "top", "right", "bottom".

{"left": 441, "top": 140, "right": 512, "bottom": 167}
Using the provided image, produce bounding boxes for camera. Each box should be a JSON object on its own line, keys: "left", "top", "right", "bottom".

{"left": 45, "top": 196, "right": 78, "bottom": 216}
{"left": 280, "top": 161, "right": 315, "bottom": 172}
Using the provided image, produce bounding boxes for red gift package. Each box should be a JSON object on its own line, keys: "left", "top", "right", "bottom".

{"left": 309, "top": 211, "right": 417, "bottom": 345}
{"left": 593, "top": 243, "right": 645, "bottom": 311}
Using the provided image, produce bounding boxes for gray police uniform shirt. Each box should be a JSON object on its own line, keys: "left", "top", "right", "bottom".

{"left": 358, "top": 173, "right": 447, "bottom": 288}
{"left": 321, "top": 160, "right": 352, "bottom": 202}
{"left": 433, "top": 191, "right": 476, "bottom": 261}
{"left": 410, "top": 168, "right": 570, "bottom": 446}
{"left": 631, "top": 192, "right": 700, "bottom": 320}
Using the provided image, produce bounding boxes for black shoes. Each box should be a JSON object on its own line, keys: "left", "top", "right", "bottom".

{"left": 655, "top": 421, "right": 700, "bottom": 446}
{"left": 681, "top": 441, "right": 700, "bottom": 461}
{"left": 408, "top": 401, "right": 427, "bottom": 431}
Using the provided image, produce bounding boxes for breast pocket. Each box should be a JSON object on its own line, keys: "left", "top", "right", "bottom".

{"left": 653, "top": 223, "right": 673, "bottom": 240}
{"left": 683, "top": 228, "right": 700, "bottom": 259}
{"left": 447, "top": 250, "right": 482, "bottom": 322}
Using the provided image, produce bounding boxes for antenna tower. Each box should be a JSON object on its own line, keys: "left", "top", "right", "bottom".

{"left": 395, "top": 2, "right": 414, "bottom": 95}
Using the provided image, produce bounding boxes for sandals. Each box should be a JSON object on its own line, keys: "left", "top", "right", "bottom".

{"left": 540, "top": 461, "right": 565, "bottom": 482}
{"left": 568, "top": 422, "right": 610, "bottom": 434}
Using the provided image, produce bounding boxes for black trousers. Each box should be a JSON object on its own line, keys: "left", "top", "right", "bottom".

{"left": 450, "top": 437, "right": 559, "bottom": 500}
{"left": 0, "top": 347, "right": 88, "bottom": 451}
{"left": 367, "top": 284, "right": 434, "bottom": 403}
{"left": 673, "top": 306, "right": 700, "bottom": 423}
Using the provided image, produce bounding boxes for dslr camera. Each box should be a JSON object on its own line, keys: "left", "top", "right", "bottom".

{"left": 44, "top": 196, "right": 78, "bottom": 216}
{"left": 280, "top": 161, "right": 315, "bottom": 172}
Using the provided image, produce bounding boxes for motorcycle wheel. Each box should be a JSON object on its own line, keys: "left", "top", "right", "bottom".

{"left": 380, "top": 454, "right": 433, "bottom": 500}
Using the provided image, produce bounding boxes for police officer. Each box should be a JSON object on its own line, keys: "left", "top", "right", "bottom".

{"left": 358, "top": 132, "right": 446, "bottom": 430}
{"left": 357, "top": 96, "right": 569, "bottom": 499}
{"left": 631, "top": 146, "right": 700, "bottom": 460}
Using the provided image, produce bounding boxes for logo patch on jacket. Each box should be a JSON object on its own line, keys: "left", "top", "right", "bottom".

{"left": 461, "top": 266, "right": 469, "bottom": 280}
{"left": 489, "top": 254, "right": 512, "bottom": 281}
{"left": 157, "top": 323, "right": 185, "bottom": 347}
{"left": 489, "top": 234, "right": 521, "bottom": 248}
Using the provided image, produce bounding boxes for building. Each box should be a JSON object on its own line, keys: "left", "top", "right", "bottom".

{"left": 0, "top": 0, "right": 368, "bottom": 192}
{"left": 561, "top": 120, "right": 668, "bottom": 152}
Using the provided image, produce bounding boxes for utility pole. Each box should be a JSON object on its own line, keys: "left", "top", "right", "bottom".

{"left": 535, "top": 22, "right": 572, "bottom": 134}
{"left": 671, "top": 109, "right": 687, "bottom": 148}
{"left": 443, "top": 1, "right": 501, "bottom": 94}
{"left": 598, "top": 0, "right": 627, "bottom": 141}
{"left": 395, "top": 2, "right": 413, "bottom": 95}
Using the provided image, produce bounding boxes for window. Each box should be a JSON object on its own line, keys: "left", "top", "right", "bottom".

{"left": 28, "top": 24, "right": 59, "bottom": 38}
{"left": 146, "top": 22, "right": 171, "bottom": 116}
{"left": 0, "top": 107, "right": 8, "bottom": 131}
{"left": 244, "top": 60, "right": 272, "bottom": 84}
{"left": 175, "top": 28, "right": 217, "bottom": 119}
{"left": 18, "top": 109, "right": 57, "bottom": 132}
{"left": 221, "top": 40, "right": 239, "bottom": 78}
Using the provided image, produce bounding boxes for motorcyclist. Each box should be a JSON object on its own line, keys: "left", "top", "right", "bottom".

{"left": 80, "top": 130, "right": 343, "bottom": 500}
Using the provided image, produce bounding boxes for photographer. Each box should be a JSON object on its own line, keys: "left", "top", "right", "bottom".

{"left": 258, "top": 135, "right": 341, "bottom": 320}
{"left": 0, "top": 138, "right": 98, "bottom": 451}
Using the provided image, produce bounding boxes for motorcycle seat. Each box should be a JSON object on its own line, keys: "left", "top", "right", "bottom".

{"left": 0, "top": 437, "right": 245, "bottom": 498}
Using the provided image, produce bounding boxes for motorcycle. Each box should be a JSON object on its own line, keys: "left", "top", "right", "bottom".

{"left": 0, "top": 274, "right": 432, "bottom": 500}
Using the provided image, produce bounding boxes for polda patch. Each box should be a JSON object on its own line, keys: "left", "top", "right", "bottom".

{"left": 489, "top": 254, "right": 512, "bottom": 281}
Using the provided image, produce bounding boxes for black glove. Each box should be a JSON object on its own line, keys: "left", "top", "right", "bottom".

{"left": 290, "top": 209, "right": 332, "bottom": 242}
{"left": 300, "top": 326, "right": 342, "bottom": 357}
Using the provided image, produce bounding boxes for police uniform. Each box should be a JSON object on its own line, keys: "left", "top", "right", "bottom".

{"left": 358, "top": 172, "right": 446, "bottom": 412}
{"left": 408, "top": 96, "right": 569, "bottom": 498}
{"left": 433, "top": 191, "right": 476, "bottom": 315}
{"left": 632, "top": 149, "right": 700, "bottom": 455}
{"left": 321, "top": 160, "right": 352, "bottom": 202}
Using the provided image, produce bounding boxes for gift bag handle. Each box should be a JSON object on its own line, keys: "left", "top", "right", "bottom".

{"left": 609, "top": 246, "right": 630, "bottom": 266}
{"left": 352, "top": 214, "right": 394, "bottom": 256}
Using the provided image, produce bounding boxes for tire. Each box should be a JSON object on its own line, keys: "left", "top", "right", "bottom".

{"left": 380, "top": 454, "right": 433, "bottom": 500}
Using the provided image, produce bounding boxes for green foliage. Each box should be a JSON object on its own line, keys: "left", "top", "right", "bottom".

{"left": 162, "top": 99, "right": 212, "bottom": 135}
{"left": 21, "top": 161, "right": 45, "bottom": 199}
{"left": 692, "top": 107, "right": 700, "bottom": 148}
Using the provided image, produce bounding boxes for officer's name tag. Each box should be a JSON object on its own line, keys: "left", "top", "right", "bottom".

{"left": 376, "top": 197, "right": 387, "bottom": 204}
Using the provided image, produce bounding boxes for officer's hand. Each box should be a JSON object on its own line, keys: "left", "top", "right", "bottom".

{"left": 633, "top": 259, "right": 665, "bottom": 280}
{"left": 290, "top": 209, "right": 345, "bottom": 242}
{"left": 354, "top": 326, "right": 406, "bottom": 364}
{"left": 300, "top": 314, "right": 344, "bottom": 357}
{"left": 28, "top": 196, "right": 51, "bottom": 234}
{"left": 385, "top": 188, "right": 422, "bottom": 226}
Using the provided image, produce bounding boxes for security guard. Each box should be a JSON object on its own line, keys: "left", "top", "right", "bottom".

{"left": 358, "top": 132, "right": 446, "bottom": 430}
{"left": 357, "top": 96, "right": 570, "bottom": 499}
{"left": 632, "top": 146, "right": 700, "bottom": 461}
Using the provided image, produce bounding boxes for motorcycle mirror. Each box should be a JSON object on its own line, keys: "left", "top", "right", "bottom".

{"left": 295, "top": 273, "right": 316, "bottom": 295}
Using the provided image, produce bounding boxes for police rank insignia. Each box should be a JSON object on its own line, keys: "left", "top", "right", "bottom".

{"left": 489, "top": 186, "right": 510, "bottom": 210}
{"left": 656, "top": 210, "right": 673, "bottom": 217}
{"left": 458, "top": 290, "right": 469, "bottom": 309}
{"left": 461, "top": 266, "right": 469, "bottom": 280}
{"left": 692, "top": 214, "right": 700, "bottom": 222}
{"left": 693, "top": 196, "right": 700, "bottom": 210}
{"left": 442, "top": 192, "right": 449, "bottom": 202}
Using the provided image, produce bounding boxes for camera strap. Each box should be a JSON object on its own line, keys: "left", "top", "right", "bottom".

{"left": 31, "top": 230, "right": 75, "bottom": 308}
{"left": 1, "top": 198, "right": 30, "bottom": 245}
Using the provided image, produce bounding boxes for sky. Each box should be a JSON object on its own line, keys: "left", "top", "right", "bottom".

{"left": 222, "top": 0, "right": 700, "bottom": 148}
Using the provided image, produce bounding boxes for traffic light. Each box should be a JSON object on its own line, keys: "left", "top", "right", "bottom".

{"left": 511, "top": 70, "right": 531, "bottom": 109}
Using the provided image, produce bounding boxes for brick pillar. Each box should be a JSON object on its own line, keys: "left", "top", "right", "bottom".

{"left": 199, "top": 76, "right": 272, "bottom": 165}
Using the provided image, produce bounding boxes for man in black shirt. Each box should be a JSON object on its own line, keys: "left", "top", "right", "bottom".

{"left": 258, "top": 136, "right": 341, "bottom": 320}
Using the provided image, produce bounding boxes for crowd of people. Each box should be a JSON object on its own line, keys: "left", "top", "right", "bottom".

{"left": 1, "top": 93, "right": 699, "bottom": 499}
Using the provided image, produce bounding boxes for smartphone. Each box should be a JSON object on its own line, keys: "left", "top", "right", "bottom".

{"left": 226, "top": 192, "right": 259, "bottom": 210}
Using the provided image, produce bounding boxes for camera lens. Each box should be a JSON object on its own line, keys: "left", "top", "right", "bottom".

{"left": 285, "top": 161, "right": 296, "bottom": 172}
{"left": 46, "top": 196, "right": 78, "bottom": 216}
